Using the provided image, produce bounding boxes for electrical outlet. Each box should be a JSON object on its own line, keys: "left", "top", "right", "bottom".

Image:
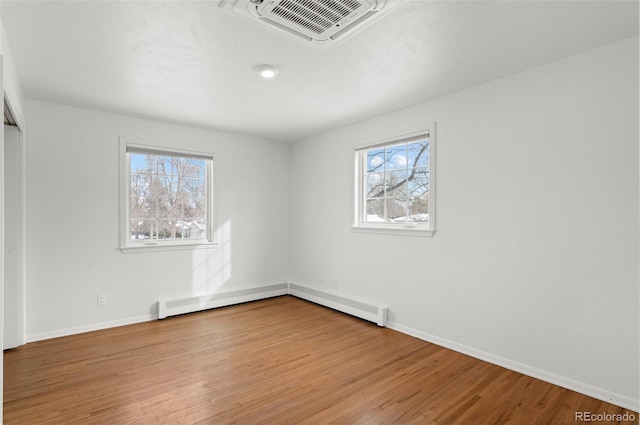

{"left": 97, "top": 293, "right": 107, "bottom": 306}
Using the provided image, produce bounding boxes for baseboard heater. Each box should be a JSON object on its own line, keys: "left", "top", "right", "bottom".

{"left": 157, "top": 282, "right": 387, "bottom": 327}
{"left": 157, "top": 283, "right": 288, "bottom": 319}
{"left": 287, "top": 283, "right": 387, "bottom": 327}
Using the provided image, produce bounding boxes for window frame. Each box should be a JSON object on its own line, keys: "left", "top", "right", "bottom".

{"left": 352, "top": 127, "right": 435, "bottom": 237}
{"left": 119, "top": 137, "right": 216, "bottom": 253}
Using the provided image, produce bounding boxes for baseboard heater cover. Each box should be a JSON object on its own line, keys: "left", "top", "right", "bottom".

{"left": 157, "top": 282, "right": 388, "bottom": 327}
{"left": 288, "top": 282, "right": 387, "bottom": 327}
{"left": 157, "top": 283, "right": 288, "bottom": 319}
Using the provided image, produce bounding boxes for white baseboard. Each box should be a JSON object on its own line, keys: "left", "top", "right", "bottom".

{"left": 387, "top": 321, "right": 639, "bottom": 412}
{"left": 26, "top": 283, "right": 289, "bottom": 343}
{"left": 26, "top": 314, "right": 155, "bottom": 343}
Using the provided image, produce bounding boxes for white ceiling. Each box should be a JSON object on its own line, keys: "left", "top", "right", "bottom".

{"left": 2, "top": 1, "right": 638, "bottom": 142}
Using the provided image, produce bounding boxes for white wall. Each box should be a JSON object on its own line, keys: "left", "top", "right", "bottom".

{"left": 26, "top": 101, "right": 291, "bottom": 340}
{"left": 290, "top": 37, "right": 639, "bottom": 409}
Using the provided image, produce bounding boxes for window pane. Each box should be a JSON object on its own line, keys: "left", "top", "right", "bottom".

{"left": 408, "top": 167, "right": 429, "bottom": 193}
{"left": 131, "top": 153, "right": 155, "bottom": 173}
{"left": 182, "top": 177, "right": 206, "bottom": 197}
{"left": 385, "top": 170, "right": 409, "bottom": 196}
{"left": 182, "top": 158, "right": 206, "bottom": 177}
{"left": 387, "top": 197, "right": 410, "bottom": 221}
{"left": 176, "top": 196, "right": 205, "bottom": 218}
{"left": 176, "top": 219, "right": 206, "bottom": 239}
{"left": 407, "top": 140, "right": 429, "bottom": 168}
{"left": 157, "top": 156, "right": 177, "bottom": 176}
{"left": 130, "top": 219, "right": 153, "bottom": 240}
{"left": 408, "top": 195, "right": 429, "bottom": 221}
{"left": 155, "top": 220, "right": 175, "bottom": 239}
{"left": 366, "top": 198, "right": 387, "bottom": 222}
{"left": 128, "top": 149, "right": 210, "bottom": 243}
{"left": 366, "top": 173, "right": 384, "bottom": 197}
{"left": 409, "top": 166, "right": 429, "bottom": 220}
{"left": 130, "top": 196, "right": 149, "bottom": 219}
{"left": 408, "top": 181, "right": 429, "bottom": 199}
{"left": 385, "top": 144, "right": 408, "bottom": 171}
{"left": 155, "top": 197, "right": 172, "bottom": 215}
{"left": 357, "top": 130, "right": 432, "bottom": 232}
{"left": 367, "top": 148, "right": 385, "bottom": 172}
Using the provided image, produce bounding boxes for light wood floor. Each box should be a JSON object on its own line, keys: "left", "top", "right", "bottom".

{"left": 4, "top": 296, "right": 637, "bottom": 424}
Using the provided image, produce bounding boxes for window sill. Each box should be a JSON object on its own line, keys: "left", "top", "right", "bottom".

{"left": 351, "top": 225, "right": 435, "bottom": 237}
{"left": 119, "top": 241, "right": 218, "bottom": 254}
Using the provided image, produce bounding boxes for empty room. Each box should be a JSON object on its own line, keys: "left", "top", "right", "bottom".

{"left": 0, "top": 0, "right": 638, "bottom": 423}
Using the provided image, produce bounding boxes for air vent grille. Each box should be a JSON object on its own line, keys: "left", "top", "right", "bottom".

{"left": 269, "top": 0, "right": 363, "bottom": 35}
{"left": 218, "top": 0, "right": 397, "bottom": 50}
{"left": 258, "top": 0, "right": 376, "bottom": 40}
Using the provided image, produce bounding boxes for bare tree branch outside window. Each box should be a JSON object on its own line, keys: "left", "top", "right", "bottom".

{"left": 364, "top": 139, "right": 430, "bottom": 224}
{"left": 130, "top": 153, "right": 207, "bottom": 241}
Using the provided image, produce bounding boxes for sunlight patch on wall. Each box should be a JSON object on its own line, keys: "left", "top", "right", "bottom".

{"left": 191, "top": 220, "right": 231, "bottom": 295}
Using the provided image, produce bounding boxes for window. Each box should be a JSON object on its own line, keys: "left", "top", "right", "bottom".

{"left": 120, "top": 139, "right": 215, "bottom": 252}
{"left": 353, "top": 128, "right": 435, "bottom": 236}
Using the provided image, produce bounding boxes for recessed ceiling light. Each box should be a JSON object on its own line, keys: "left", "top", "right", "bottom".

{"left": 257, "top": 64, "right": 278, "bottom": 79}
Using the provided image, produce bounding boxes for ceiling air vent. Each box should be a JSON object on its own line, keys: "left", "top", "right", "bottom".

{"left": 219, "top": 0, "right": 396, "bottom": 50}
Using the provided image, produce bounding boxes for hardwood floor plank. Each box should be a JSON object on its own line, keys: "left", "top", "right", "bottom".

{"left": 4, "top": 296, "right": 637, "bottom": 424}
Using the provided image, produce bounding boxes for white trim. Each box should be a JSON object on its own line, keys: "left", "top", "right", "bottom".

{"left": 2, "top": 124, "right": 27, "bottom": 348}
{"left": 2, "top": 32, "right": 30, "bottom": 347}
{"left": 17, "top": 124, "right": 27, "bottom": 346}
{"left": 120, "top": 241, "right": 218, "bottom": 254}
{"left": 125, "top": 142, "right": 213, "bottom": 160}
{"left": 351, "top": 225, "right": 434, "bottom": 237}
{"left": 26, "top": 314, "right": 155, "bottom": 343}
{"left": 386, "top": 321, "right": 639, "bottom": 412}
{"left": 118, "top": 137, "right": 216, "bottom": 252}
{"left": 354, "top": 128, "right": 433, "bottom": 152}
{"left": 27, "top": 283, "right": 290, "bottom": 341}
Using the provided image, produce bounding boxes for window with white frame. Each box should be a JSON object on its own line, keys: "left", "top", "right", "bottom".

{"left": 120, "top": 139, "right": 215, "bottom": 251}
{"left": 354, "top": 129, "right": 434, "bottom": 236}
